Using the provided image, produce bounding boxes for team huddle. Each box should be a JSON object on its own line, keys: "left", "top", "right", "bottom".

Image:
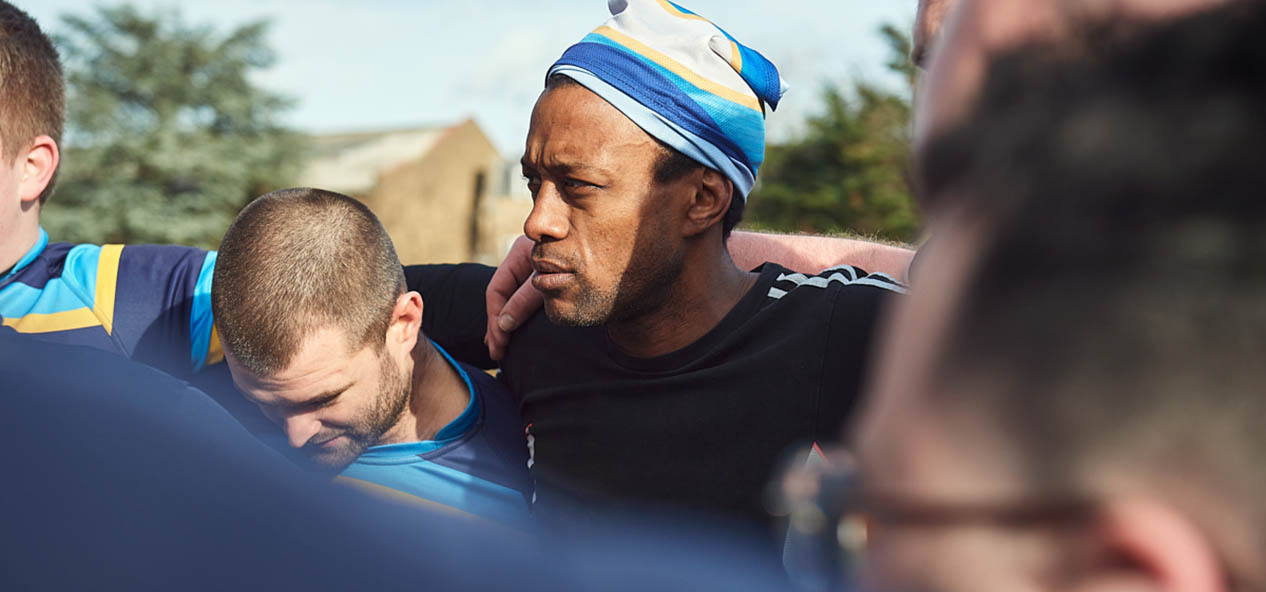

{"left": 4, "top": 0, "right": 1266, "bottom": 590}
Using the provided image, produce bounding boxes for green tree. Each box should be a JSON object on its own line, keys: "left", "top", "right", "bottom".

{"left": 746, "top": 24, "right": 920, "bottom": 242}
{"left": 42, "top": 4, "right": 305, "bottom": 248}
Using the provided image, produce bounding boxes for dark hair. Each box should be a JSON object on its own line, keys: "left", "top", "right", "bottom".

{"left": 0, "top": 1, "right": 64, "bottom": 203}
{"left": 212, "top": 188, "right": 407, "bottom": 376}
{"left": 927, "top": 0, "right": 1266, "bottom": 519}
{"left": 545, "top": 73, "right": 744, "bottom": 238}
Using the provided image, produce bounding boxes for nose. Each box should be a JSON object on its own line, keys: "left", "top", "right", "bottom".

{"left": 524, "top": 183, "right": 569, "bottom": 243}
{"left": 282, "top": 413, "right": 322, "bottom": 449}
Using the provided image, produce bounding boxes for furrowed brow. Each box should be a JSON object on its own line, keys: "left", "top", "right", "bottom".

{"left": 522, "top": 154, "right": 609, "bottom": 177}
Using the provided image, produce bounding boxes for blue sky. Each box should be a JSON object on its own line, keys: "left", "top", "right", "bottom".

{"left": 24, "top": 1, "right": 915, "bottom": 154}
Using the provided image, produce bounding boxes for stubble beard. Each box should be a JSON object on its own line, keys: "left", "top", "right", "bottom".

{"left": 304, "top": 350, "right": 411, "bottom": 474}
{"left": 545, "top": 240, "right": 685, "bottom": 329}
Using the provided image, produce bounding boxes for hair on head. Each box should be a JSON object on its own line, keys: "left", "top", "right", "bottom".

{"left": 0, "top": 1, "right": 64, "bottom": 203}
{"left": 212, "top": 188, "right": 407, "bottom": 376}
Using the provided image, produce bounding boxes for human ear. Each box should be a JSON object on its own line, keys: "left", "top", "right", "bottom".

{"left": 18, "top": 135, "right": 59, "bottom": 204}
{"left": 387, "top": 291, "right": 424, "bottom": 355}
{"left": 1067, "top": 498, "right": 1226, "bottom": 592}
{"left": 682, "top": 168, "right": 733, "bottom": 238}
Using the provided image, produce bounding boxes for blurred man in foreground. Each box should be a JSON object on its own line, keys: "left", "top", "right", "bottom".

{"left": 212, "top": 188, "right": 532, "bottom": 529}
{"left": 0, "top": 327, "right": 793, "bottom": 591}
{"left": 851, "top": 2, "right": 1266, "bottom": 590}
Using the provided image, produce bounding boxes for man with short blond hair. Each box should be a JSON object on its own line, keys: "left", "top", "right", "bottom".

{"left": 214, "top": 187, "right": 532, "bottom": 528}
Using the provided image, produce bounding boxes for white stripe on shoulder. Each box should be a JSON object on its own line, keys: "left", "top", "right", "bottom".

{"left": 852, "top": 278, "right": 909, "bottom": 293}
{"left": 864, "top": 272, "right": 903, "bottom": 285}
{"left": 768, "top": 269, "right": 907, "bottom": 299}
{"left": 819, "top": 265, "right": 859, "bottom": 281}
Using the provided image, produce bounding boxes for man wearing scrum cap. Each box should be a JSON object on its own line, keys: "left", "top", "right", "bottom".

{"left": 408, "top": 0, "right": 905, "bottom": 533}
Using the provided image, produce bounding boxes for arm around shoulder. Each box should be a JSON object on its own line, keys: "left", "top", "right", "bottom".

{"left": 727, "top": 231, "right": 914, "bottom": 279}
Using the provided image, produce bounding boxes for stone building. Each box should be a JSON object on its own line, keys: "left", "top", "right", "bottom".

{"left": 298, "top": 119, "right": 531, "bottom": 265}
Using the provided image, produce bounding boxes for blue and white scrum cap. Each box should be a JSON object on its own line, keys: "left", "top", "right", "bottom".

{"left": 548, "top": 0, "right": 789, "bottom": 199}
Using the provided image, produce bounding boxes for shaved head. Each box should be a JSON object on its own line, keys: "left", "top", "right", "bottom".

{"left": 212, "top": 188, "right": 407, "bottom": 376}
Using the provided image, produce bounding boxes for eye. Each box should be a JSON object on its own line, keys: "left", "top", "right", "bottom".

{"left": 300, "top": 391, "right": 343, "bottom": 413}
{"left": 522, "top": 173, "right": 541, "bottom": 196}
{"left": 317, "top": 393, "right": 342, "bottom": 409}
{"left": 254, "top": 402, "right": 283, "bottom": 425}
{"left": 563, "top": 178, "right": 600, "bottom": 192}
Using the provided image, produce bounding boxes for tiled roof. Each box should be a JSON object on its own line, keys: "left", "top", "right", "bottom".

{"left": 297, "top": 125, "right": 452, "bottom": 194}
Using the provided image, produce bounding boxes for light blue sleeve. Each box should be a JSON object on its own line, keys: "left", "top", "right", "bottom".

{"left": 189, "top": 251, "right": 217, "bottom": 371}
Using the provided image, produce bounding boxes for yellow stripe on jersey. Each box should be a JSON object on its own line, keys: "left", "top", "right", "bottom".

{"left": 94, "top": 244, "right": 123, "bottom": 335}
{"left": 336, "top": 476, "right": 485, "bottom": 521}
{"left": 3, "top": 307, "right": 102, "bottom": 333}
{"left": 205, "top": 326, "right": 224, "bottom": 366}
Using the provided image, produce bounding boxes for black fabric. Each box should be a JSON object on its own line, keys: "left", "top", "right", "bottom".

{"left": 405, "top": 263, "right": 498, "bottom": 368}
{"left": 406, "top": 262, "right": 900, "bottom": 529}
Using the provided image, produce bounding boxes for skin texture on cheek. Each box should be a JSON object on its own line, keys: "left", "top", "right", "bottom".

{"left": 524, "top": 85, "right": 690, "bottom": 327}
{"left": 602, "top": 191, "right": 686, "bottom": 325}
{"left": 303, "top": 349, "right": 410, "bottom": 473}
{"left": 0, "top": 153, "right": 32, "bottom": 273}
{"left": 228, "top": 332, "right": 413, "bottom": 475}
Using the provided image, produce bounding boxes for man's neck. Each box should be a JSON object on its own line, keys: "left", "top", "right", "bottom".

{"left": 606, "top": 237, "right": 758, "bottom": 358}
{"left": 381, "top": 340, "right": 471, "bottom": 445}
{"left": 0, "top": 219, "right": 40, "bottom": 277}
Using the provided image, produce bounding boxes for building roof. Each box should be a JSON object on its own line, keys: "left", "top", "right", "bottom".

{"left": 297, "top": 124, "right": 453, "bottom": 195}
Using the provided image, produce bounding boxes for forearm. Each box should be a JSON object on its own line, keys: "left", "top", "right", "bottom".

{"left": 727, "top": 231, "right": 915, "bottom": 278}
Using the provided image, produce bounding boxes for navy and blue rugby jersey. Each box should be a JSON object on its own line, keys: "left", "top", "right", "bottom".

{"left": 339, "top": 344, "right": 534, "bottom": 531}
{"left": 0, "top": 228, "right": 219, "bottom": 377}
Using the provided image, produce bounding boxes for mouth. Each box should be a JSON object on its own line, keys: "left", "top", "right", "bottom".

{"left": 308, "top": 435, "right": 346, "bottom": 450}
{"left": 530, "top": 258, "right": 572, "bottom": 274}
{"left": 531, "top": 259, "right": 576, "bottom": 292}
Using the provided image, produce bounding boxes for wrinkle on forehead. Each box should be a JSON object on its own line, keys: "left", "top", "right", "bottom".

{"left": 525, "top": 85, "right": 660, "bottom": 170}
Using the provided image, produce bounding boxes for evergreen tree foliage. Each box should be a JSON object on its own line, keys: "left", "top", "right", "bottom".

{"left": 747, "top": 24, "right": 920, "bottom": 242}
{"left": 43, "top": 5, "right": 304, "bottom": 248}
